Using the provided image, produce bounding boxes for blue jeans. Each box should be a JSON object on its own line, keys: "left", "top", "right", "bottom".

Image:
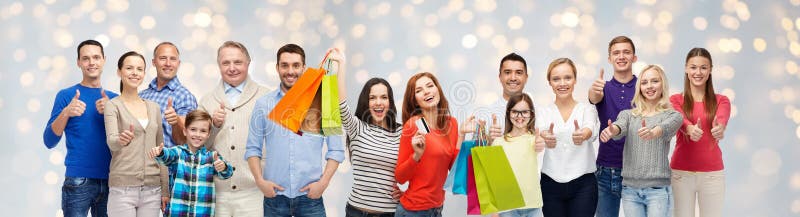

{"left": 540, "top": 173, "right": 597, "bottom": 217}
{"left": 263, "top": 195, "right": 326, "bottom": 217}
{"left": 595, "top": 165, "right": 622, "bottom": 217}
{"left": 394, "top": 203, "right": 442, "bottom": 217}
{"left": 498, "top": 208, "right": 542, "bottom": 217}
{"left": 61, "top": 177, "right": 108, "bottom": 217}
{"left": 345, "top": 203, "right": 394, "bottom": 217}
{"left": 621, "top": 186, "right": 673, "bottom": 217}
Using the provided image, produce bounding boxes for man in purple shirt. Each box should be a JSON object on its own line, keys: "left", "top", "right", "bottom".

{"left": 588, "top": 36, "right": 638, "bottom": 217}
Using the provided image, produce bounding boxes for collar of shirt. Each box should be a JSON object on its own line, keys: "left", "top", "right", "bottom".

{"left": 148, "top": 77, "right": 182, "bottom": 92}
{"left": 608, "top": 75, "right": 637, "bottom": 88}
{"left": 224, "top": 80, "right": 246, "bottom": 95}
{"left": 177, "top": 144, "right": 207, "bottom": 155}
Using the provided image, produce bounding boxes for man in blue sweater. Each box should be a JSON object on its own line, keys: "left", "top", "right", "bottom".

{"left": 43, "top": 39, "right": 118, "bottom": 217}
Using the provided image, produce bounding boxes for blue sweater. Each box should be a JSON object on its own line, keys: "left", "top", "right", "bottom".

{"left": 43, "top": 84, "right": 118, "bottom": 179}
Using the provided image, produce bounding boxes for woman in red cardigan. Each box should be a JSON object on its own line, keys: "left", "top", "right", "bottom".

{"left": 669, "top": 47, "right": 731, "bottom": 217}
{"left": 395, "top": 72, "right": 459, "bottom": 217}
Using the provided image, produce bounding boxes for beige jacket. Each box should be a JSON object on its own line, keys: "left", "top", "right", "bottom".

{"left": 104, "top": 97, "right": 169, "bottom": 197}
{"left": 199, "top": 78, "right": 269, "bottom": 192}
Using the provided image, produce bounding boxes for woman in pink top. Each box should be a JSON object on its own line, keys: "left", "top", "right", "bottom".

{"left": 669, "top": 47, "right": 731, "bottom": 217}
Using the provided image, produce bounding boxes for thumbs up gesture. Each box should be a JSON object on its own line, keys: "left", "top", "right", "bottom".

{"left": 600, "top": 119, "right": 620, "bottom": 143}
{"left": 542, "top": 123, "right": 557, "bottom": 149}
{"left": 589, "top": 69, "right": 606, "bottom": 103}
{"left": 212, "top": 152, "right": 227, "bottom": 172}
{"left": 533, "top": 127, "right": 545, "bottom": 152}
{"left": 212, "top": 102, "right": 227, "bottom": 128}
{"left": 96, "top": 88, "right": 109, "bottom": 114}
{"left": 164, "top": 98, "right": 178, "bottom": 126}
{"left": 571, "top": 120, "right": 588, "bottom": 145}
{"left": 637, "top": 119, "right": 663, "bottom": 140}
{"left": 710, "top": 116, "right": 725, "bottom": 141}
{"left": 149, "top": 142, "right": 165, "bottom": 159}
{"left": 119, "top": 124, "right": 135, "bottom": 146}
{"left": 687, "top": 118, "right": 703, "bottom": 142}
{"left": 489, "top": 114, "right": 503, "bottom": 140}
{"left": 65, "top": 89, "right": 86, "bottom": 117}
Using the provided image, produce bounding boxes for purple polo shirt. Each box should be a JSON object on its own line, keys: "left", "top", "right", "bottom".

{"left": 594, "top": 76, "right": 637, "bottom": 168}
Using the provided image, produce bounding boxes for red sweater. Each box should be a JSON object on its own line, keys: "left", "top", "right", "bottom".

{"left": 395, "top": 116, "right": 459, "bottom": 211}
{"left": 669, "top": 94, "right": 731, "bottom": 172}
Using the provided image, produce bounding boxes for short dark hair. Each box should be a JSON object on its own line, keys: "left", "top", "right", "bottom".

{"left": 608, "top": 36, "right": 636, "bottom": 55}
{"left": 153, "top": 42, "right": 180, "bottom": 57}
{"left": 185, "top": 110, "right": 213, "bottom": 131}
{"left": 499, "top": 52, "right": 527, "bottom": 74}
{"left": 77, "top": 39, "right": 104, "bottom": 60}
{"left": 276, "top": 44, "right": 306, "bottom": 65}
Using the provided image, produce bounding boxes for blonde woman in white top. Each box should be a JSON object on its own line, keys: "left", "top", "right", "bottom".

{"left": 536, "top": 58, "right": 599, "bottom": 217}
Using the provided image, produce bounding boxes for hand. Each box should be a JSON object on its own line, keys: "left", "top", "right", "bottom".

{"left": 299, "top": 181, "right": 328, "bottom": 199}
{"left": 533, "top": 127, "right": 545, "bottom": 152}
{"left": 164, "top": 98, "right": 178, "bottom": 126}
{"left": 149, "top": 142, "right": 164, "bottom": 159}
{"left": 64, "top": 89, "right": 86, "bottom": 117}
{"left": 212, "top": 152, "right": 227, "bottom": 172}
{"left": 637, "top": 119, "right": 662, "bottom": 140}
{"left": 459, "top": 115, "right": 477, "bottom": 136}
{"left": 256, "top": 179, "right": 284, "bottom": 198}
{"left": 489, "top": 114, "right": 503, "bottom": 140}
{"left": 161, "top": 196, "right": 169, "bottom": 212}
{"left": 95, "top": 88, "right": 109, "bottom": 114}
{"left": 119, "top": 124, "right": 135, "bottom": 146}
{"left": 212, "top": 102, "right": 226, "bottom": 128}
{"left": 411, "top": 131, "right": 426, "bottom": 162}
{"left": 571, "top": 120, "right": 588, "bottom": 145}
{"left": 710, "top": 117, "right": 725, "bottom": 141}
{"left": 542, "top": 123, "right": 557, "bottom": 148}
{"left": 589, "top": 69, "right": 606, "bottom": 102}
{"left": 687, "top": 118, "right": 703, "bottom": 142}
{"left": 326, "top": 47, "right": 346, "bottom": 74}
{"left": 390, "top": 184, "right": 403, "bottom": 201}
{"left": 600, "top": 119, "right": 619, "bottom": 143}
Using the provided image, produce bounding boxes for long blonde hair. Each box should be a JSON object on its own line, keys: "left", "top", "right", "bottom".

{"left": 630, "top": 65, "right": 671, "bottom": 116}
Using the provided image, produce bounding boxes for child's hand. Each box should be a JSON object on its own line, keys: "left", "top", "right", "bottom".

{"left": 148, "top": 143, "right": 164, "bottom": 159}
{"left": 534, "top": 127, "right": 545, "bottom": 152}
{"left": 212, "top": 152, "right": 226, "bottom": 172}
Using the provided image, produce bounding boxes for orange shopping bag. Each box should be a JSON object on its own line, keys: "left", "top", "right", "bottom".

{"left": 268, "top": 52, "right": 330, "bottom": 134}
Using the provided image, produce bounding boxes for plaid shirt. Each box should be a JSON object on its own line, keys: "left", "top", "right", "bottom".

{"left": 155, "top": 144, "right": 233, "bottom": 217}
{"left": 140, "top": 77, "right": 198, "bottom": 148}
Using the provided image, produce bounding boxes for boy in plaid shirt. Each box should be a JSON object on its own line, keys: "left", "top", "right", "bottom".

{"left": 149, "top": 110, "right": 233, "bottom": 217}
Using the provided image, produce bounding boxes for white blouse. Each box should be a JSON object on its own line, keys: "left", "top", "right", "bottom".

{"left": 535, "top": 102, "right": 599, "bottom": 183}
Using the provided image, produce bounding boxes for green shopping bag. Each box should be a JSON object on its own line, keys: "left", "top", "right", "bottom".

{"left": 471, "top": 145, "right": 525, "bottom": 215}
{"left": 321, "top": 59, "right": 343, "bottom": 135}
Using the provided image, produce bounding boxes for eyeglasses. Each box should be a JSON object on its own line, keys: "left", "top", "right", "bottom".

{"left": 510, "top": 109, "right": 532, "bottom": 117}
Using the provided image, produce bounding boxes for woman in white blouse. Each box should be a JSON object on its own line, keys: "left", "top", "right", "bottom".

{"left": 536, "top": 58, "right": 600, "bottom": 217}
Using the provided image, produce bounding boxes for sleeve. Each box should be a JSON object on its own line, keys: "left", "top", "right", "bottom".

{"left": 715, "top": 95, "right": 732, "bottom": 126}
{"left": 669, "top": 94, "right": 693, "bottom": 130}
{"left": 43, "top": 90, "right": 68, "bottom": 149}
{"left": 324, "top": 135, "right": 346, "bottom": 163}
{"left": 448, "top": 118, "right": 460, "bottom": 169}
{"left": 155, "top": 146, "right": 180, "bottom": 166}
{"left": 612, "top": 110, "right": 631, "bottom": 141}
{"left": 394, "top": 119, "right": 419, "bottom": 184}
{"left": 339, "top": 100, "right": 363, "bottom": 140}
{"left": 155, "top": 105, "right": 165, "bottom": 147}
{"left": 104, "top": 100, "right": 124, "bottom": 152}
{"left": 176, "top": 91, "right": 198, "bottom": 116}
{"left": 159, "top": 164, "right": 169, "bottom": 197}
{"left": 659, "top": 110, "right": 684, "bottom": 139}
{"left": 216, "top": 154, "right": 234, "bottom": 179}
{"left": 244, "top": 100, "right": 267, "bottom": 160}
{"left": 582, "top": 104, "right": 600, "bottom": 143}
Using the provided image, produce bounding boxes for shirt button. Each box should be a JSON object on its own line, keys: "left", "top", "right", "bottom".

{"left": 232, "top": 108, "right": 236, "bottom": 112}
{"left": 232, "top": 166, "right": 236, "bottom": 171}
{"left": 232, "top": 185, "right": 237, "bottom": 190}
{"left": 231, "top": 126, "right": 235, "bottom": 130}
{"left": 230, "top": 146, "right": 235, "bottom": 150}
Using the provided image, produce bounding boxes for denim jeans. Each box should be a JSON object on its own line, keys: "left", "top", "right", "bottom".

{"left": 621, "top": 185, "right": 673, "bottom": 217}
{"left": 595, "top": 165, "right": 622, "bottom": 217}
{"left": 394, "top": 203, "right": 442, "bottom": 217}
{"left": 345, "top": 203, "right": 394, "bottom": 217}
{"left": 263, "top": 195, "right": 326, "bottom": 217}
{"left": 61, "top": 177, "right": 109, "bottom": 217}
{"left": 540, "top": 173, "right": 597, "bottom": 217}
{"left": 498, "top": 208, "right": 542, "bottom": 217}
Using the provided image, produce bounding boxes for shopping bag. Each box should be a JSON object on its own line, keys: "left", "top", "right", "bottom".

{"left": 466, "top": 155, "right": 481, "bottom": 215}
{"left": 321, "top": 59, "right": 343, "bottom": 135}
{"left": 268, "top": 52, "right": 330, "bottom": 134}
{"left": 471, "top": 145, "right": 525, "bottom": 215}
{"left": 452, "top": 140, "right": 478, "bottom": 194}
{"left": 495, "top": 134, "right": 543, "bottom": 209}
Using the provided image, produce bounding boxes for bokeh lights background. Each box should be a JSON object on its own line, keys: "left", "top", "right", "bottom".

{"left": 1, "top": 0, "right": 800, "bottom": 216}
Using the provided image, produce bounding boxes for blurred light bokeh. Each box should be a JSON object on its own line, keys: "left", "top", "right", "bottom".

{"left": 1, "top": 0, "right": 799, "bottom": 216}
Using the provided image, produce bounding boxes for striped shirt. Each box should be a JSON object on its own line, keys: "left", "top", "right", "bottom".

{"left": 155, "top": 144, "right": 233, "bottom": 217}
{"left": 339, "top": 100, "right": 402, "bottom": 213}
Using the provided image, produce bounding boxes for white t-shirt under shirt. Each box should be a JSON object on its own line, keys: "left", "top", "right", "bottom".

{"left": 534, "top": 102, "right": 599, "bottom": 183}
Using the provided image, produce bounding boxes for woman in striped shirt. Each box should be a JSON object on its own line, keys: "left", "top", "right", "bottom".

{"left": 329, "top": 49, "right": 403, "bottom": 217}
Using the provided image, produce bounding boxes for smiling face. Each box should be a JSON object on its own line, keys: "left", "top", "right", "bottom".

{"left": 499, "top": 60, "right": 528, "bottom": 97}
{"left": 183, "top": 119, "right": 210, "bottom": 149}
{"left": 639, "top": 68, "right": 664, "bottom": 102}
{"left": 509, "top": 100, "right": 532, "bottom": 130}
{"left": 685, "top": 56, "right": 712, "bottom": 88}
{"left": 414, "top": 76, "right": 440, "bottom": 111}
{"left": 152, "top": 44, "right": 180, "bottom": 82}
{"left": 217, "top": 47, "right": 249, "bottom": 87}
{"left": 118, "top": 56, "right": 146, "bottom": 90}
{"left": 368, "top": 83, "right": 391, "bottom": 126}
{"left": 78, "top": 45, "right": 105, "bottom": 79}
{"left": 608, "top": 42, "right": 637, "bottom": 73}
{"left": 276, "top": 52, "right": 305, "bottom": 91}
{"left": 548, "top": 63, "right": 576, "bottom": 99}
